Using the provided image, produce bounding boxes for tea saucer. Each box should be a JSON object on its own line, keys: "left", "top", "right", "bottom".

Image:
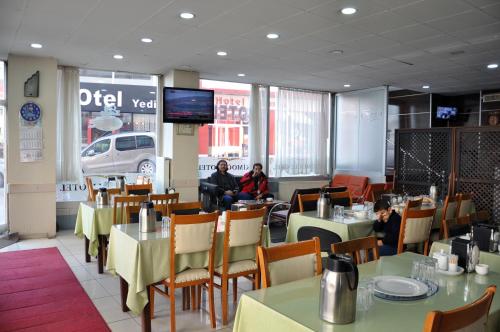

{"left": 437, "top": 266, "right": 464, "bottom": 276}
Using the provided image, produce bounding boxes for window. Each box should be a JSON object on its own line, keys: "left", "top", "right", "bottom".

{"left": 0, "top": 61, "right": 6, "bottom": 226}
{"left": 198, "top": 80, "right": 251, "bottom": 178}
{"left": 137, "top": 135, "right": 154, "bottom": 148}
{"left": 84, "top": 139, "right": 110, "bottom": 156}
{"left": 116, "top": 136, "right": 136, "bottom": 151}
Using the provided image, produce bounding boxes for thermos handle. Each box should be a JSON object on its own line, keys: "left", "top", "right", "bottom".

{"left": 348, "top": 261, "right": 359, "bottom": 290}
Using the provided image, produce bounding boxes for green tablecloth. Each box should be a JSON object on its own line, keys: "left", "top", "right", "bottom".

{"left": 106, "top": 222, "right": 270, "bottom": 314}
{"left": 74, "top": 202, "right": 119, "bottom": 257}
{"left": 286, "top": 211, "right": 374, "bottom": 243}
{"left": 430, "top": 239, "right": 500, "bottom": 273}
{"left": 233, "top": 252, "right": 500, "bottom": 332}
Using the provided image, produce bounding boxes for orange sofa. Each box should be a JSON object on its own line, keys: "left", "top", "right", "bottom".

{"left": 330, "top": 174, "right": 369, "bottom": 202}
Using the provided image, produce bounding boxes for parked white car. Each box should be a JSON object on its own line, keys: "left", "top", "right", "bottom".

{"left": 81, "top": 132, "right": 155, "bottom": 175}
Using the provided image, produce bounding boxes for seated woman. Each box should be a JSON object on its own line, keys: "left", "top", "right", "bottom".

{"left": 373, "top": 199, "right": 401, "bottom": 256}
{"left": 238, "top": 163, "right": 273, "bottom": 201}
{"left": 209, "top": 160, "right": 239, "bottom": 211}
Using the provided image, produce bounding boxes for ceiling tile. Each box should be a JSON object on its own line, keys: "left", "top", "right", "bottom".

{"left": 381, "top": 24, "right": 441, "bottom": 42}
{"left": 348, "top": 11, "right": 416, "bottom": 34}
{"left": 426, "top": 10, "right": 497, "bottom": 33}
{"left": 391, "top": 0, "right": 474, "bottom": 23}
{"left": 310, "top": 25, "right": 369, "bottom": 43}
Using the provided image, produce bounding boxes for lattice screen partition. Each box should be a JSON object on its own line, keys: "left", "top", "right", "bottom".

{"left": 394, "top": 128, "right": 452, "bottom": 200}
{"left": 455, "top": 127, "right": 500, "bottom": 223}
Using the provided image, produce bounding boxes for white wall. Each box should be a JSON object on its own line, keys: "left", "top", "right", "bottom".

{"left": 7, "top": 55, "right": 57, "bottom": 238}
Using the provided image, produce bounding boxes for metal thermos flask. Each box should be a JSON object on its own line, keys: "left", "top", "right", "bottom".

{"left": 317, "top": 192, "right": 331, "bottom": 219}
{"left": 117, "top": 176, "right": 126, "bottom": 192}
{"left": 96, "top": 188, "right": 109, "bottom": 206}
{"left": 429, "top": 184, "right": 437, "bottom": 202}
{"left": 139, "top": 201, "right": 156, "bottom": 233}
{"left": 319, "top": 254, "right": 359, "bottom": 324}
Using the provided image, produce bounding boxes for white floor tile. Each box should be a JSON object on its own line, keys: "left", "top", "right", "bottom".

{"left": 70, "top": 265, "right": 94, "bottom": 282}
{"left": 108, "top": 318, "right": 141, "bottom": 332}
{"left": 81, "top": 279, "right": 111, "bottom": 299}
{"left": 97, "top": 276, "right": 122, "bottom": 296}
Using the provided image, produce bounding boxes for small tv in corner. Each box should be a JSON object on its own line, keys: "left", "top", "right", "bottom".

{"left": 163, "top": 87, "right": 215, "bottom": 124}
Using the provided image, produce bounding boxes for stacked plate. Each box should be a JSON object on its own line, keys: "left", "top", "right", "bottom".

{"left": 373, "top": 276, "right": 430, "bottom": 301}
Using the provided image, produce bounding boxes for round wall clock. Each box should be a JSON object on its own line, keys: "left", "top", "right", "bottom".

{"left": 20, "top": 102, "right": 41, "bottom": 122}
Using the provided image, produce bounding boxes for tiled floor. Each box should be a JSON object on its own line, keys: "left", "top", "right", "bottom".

{"left": 0, "top": 230, "right": 245, "bottom": 332}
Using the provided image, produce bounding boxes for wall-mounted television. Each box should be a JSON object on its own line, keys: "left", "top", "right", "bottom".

{"left": 436, "top": 106, "right": 457, "bottom": 119}
{"left": 163, "top": 87, "right": 214, "bottom": 124}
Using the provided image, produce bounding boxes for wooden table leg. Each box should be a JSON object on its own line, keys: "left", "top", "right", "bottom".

{"left": 84, "top": 237, "right": 91, "bottom": 263}
{"left": 141, "top": 285, "right": 152, "bottom": 332}
{"left": 97, "top": 235, "right": 104, "bottom": 274}
{"left": 119, "top": 276, "right": 130, "bottom": 312}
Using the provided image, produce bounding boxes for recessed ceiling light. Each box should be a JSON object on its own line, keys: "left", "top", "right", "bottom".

{"left": 237, "top": 73, "right": 246, "bottom": 77}
{"left": 30, "top": 43, "right": 42, "bottom": 49}
{"left": 329, "top": 49, "right": 344, "bottom": 55}
{"left": 216, "top": 51, "right": 228, "bottom": 56}
{"left": 180, "top": 12, "right": 195, "bottom": 19}
{"left": 266, "top": 33, "right": 280, "bottom": 39}
{"left": 422, "top": 85, "right": 430, "bottom": 89}
{"left": 340, "top": 7, "right": 357, "bottom": 15}
{"left": 141, "top": 38, "right": 153, "bottom": 43}
{"left": 487, "top": 63, "right": 498, "bottom": 69}
{"left": 113, "top": 54, "right": 124, "bottom": 60}
{"left": 344, "top": 84, "right": 351, "bottom": 88}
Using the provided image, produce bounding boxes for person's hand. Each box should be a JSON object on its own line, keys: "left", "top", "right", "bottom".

{"left": 377, "top": 239, "right": 384, "bottom": 246}
{"left": 255, "top": 194, "right": 262, "bottom": 200}
{"left": 224, "top": 190, "right": 234, "bottom": 196}
{"left": 252, "top": 170, "right": 261, "bottom": 178}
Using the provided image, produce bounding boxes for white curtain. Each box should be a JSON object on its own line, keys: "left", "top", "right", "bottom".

{"left": 274, "top": 88, "right": 329, "bottom": 177}
{"left": 249, "top": 84, "right": 268, "bottom": 169}
{"left": 56, "top": 67, "right": 82, "bottom": 182}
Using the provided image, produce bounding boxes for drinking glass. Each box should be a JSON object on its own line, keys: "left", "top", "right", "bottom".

{"left": 161, "top": 216, "right": 170, "bottom": 231}
{"left": 411, "top": 260, "right": 421, "bottom": 280}
{"left": 333, "top": 205, "right": 344, "bottom": 222}
{"left": 357, "top": 286, "right": 373, "bottom": 311}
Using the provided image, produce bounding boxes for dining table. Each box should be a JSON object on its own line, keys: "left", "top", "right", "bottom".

{"left": 233, "top": 252, "right": 500, "bottom": 332}
{"left": 285, "top": 210, "right": 374, "bottom": 243}
{"left": 106, "top": 221, "right": 271, "bottom": 332}
{"left": 74, "top": 201, "right": 121, "bottom": 273}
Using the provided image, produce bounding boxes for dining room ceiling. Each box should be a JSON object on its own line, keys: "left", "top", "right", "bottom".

{"left": 1, "top": 0, "right": 500, "bottom": 94}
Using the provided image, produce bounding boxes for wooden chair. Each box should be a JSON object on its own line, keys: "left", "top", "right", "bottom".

{"left": 331, "top": 236, "right": 379, "bottom": 264}
{"left": 136, "top": 175, "right": 152, "bottom": 184}
{"left": 85, "top": 177, "right": 95, "bottom": 201}
{"left": 405, "top": 198, "right": 423, "bottom": 211}
{"left": 423, "top": 285, "right": 496, "bottom": 332}
{"left": 457, "top": 193, "right": 473, "bottom": 218}
{"left": 442, "top": 215, "right": 472, "bottom": 239}
{"left": 372, "top": 189, "right": 392, "bottom": 202}
{"left": 257, "top": 238, "right": 322, "bottom": 288}
{"left": 149, "top": 193, "right": 180, "bottom": 217}
{"left": 331, "top": 191, "right": 352, "bottom": 207}
{"left": 297, "top": 193, "right": 320, "bottom": 212}
{"left": 397, "top": 207, "right": 436, "bottom": 255}
{"left": 125, "top": 183, "right": 152, "bottom": 195}
{"left": 150, "top": 212, "right": 219, "bottom": 331}
{"left": 166, "top": 202, "right": 203, "bottom": 217}
{"left": 439, "top": 195, "right": 459, "bottom": 239}
{"left": 90, "top": 188, "right": 121, "bottom": 202}
{"left": 215, "top": 208, "right": 266, "bottom": 325}
{"left": 470, "top": 210, "right": 491, "bottom": 224}
{"left": 112, "top": 195, "right": 148, "bottom": 224}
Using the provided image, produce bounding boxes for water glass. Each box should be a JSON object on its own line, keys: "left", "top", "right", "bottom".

{"left": 411, "top": 260, "right": 421, "bottom": 280}
{"left": 161, "top": 216, "right": 171, "bottom": 232}
{"left": 333, "top": 205, "right": 344, "bottom": 222}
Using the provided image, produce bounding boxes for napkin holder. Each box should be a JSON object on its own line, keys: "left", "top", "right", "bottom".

{"left": 472, "top": 224, "right": 496, "bottom": 252}
{"left": 451, "top": 238, "right": 471, "bottom": 271}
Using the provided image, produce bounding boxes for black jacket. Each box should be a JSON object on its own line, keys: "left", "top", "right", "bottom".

{"left": 373, "top": 211, "right": 401, "bottom": 247}
{"left": 209, "top": 171, "right": 239, "bottom": 194}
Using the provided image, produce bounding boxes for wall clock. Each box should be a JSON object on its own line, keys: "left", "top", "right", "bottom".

{"left": 20, "top": 102, "right": 41, "bottom": 122}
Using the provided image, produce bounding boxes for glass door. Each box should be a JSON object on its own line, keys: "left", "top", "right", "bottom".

{"left": 0, "top": 61, "right": 6, "bottom": 230}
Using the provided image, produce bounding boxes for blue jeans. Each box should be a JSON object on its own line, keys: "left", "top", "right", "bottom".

{"left": 379, "top": 244, "right": 397, "bottom": 256}
{"left": 237, "top": 192, "right": 254, "bottom": 201}
{"left": 221, "top": 195, "right": 236, "bottom": 211}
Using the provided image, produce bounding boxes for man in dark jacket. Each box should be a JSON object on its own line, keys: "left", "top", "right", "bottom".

{"left": 373, "top": 199, "right": 401, "bottom": 256}
{"left": 209, "top": 160, "right": 239, "bottom": 210}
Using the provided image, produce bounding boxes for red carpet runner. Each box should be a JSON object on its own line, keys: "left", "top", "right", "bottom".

{"left": 0, "top": 247, "right": 110, "bottom": 331}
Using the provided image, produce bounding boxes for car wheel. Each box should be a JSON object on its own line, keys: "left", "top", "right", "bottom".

{"left": 138, "top": 160, "right": 155, "bottom": 175}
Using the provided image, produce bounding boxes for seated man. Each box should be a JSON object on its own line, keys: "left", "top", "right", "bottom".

{"left": 238, "top": 163, "right": 273, "bottom": 201}
{"left": 373, "top": 199, "right": 401, "bottom": 256}
{"left": 209, "top": 160, "right": 239, "bottom": 211}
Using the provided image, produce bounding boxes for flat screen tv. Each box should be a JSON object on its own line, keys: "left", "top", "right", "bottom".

{"left": 436, "top": 106, "right": 457, "bottom": 119}
{"left": 163, "top": 87, "right": 215, "bottom": 124}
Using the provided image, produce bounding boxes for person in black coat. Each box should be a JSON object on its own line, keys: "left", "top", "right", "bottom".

{"left": 373, "top": 199, "right": 402, "bottom": 256}
{"left": 209, "top": 160, "right": 239, "bottom": 210}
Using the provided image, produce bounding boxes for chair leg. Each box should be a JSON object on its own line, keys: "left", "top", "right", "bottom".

{"left": 197, "top": 285, "right": 202, "bottom": 309}
{"left": 254, "top": 273, "right": 259, "bottom": 290}
{"left": 190, "top": 285, "right": 196, "bottom": 310}
{"left": 208, "top": 281, "right": 216, "bottom": 329}
{"left": 232, "top": 277, "right": 238, "bottom": 303}
{"left": 424, "top": 241, "right": 429, "bottom": 256}
{"left": 150, "top": 287, "right": 155, "bottom": 320}
{"left": 170, "top": 285, "right": 176, "bottom": 332}
{"left": 222, "top": 276, "right": 228, "bottom": 326}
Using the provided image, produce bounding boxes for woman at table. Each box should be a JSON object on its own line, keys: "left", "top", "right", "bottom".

{"left": 209, "top": 159, "right": 240, "bottom": 210}
{"left": 238, "top": 163, "right": 273, "bottom": 201}
{"left": 373, "top": 199, "right": 401, "bottom": 256}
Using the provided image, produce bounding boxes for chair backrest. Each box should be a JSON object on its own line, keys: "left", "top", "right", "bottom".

{"left": 364, "top": 183, "right": 386, "bottom": 202}
{"left": 331, "top": 236, "right": 379, "bottom": 264}
{"left": 136, "top": 175, "right": 152, "bottom": 184}
{"left": 457, "top": 193, "right": 473, "bottom": 218}
{"left": 112, "top": 195, "right": 148, "bottom": 224}
{"left": 440, "top": 195, "right": 459, "bottom": 239}
{"left": 225, "top": 208, "right": 266, "bottom": 248}
{"left": 405, "top": 198, "right": 423, "bottom": 211}
{"left": 257, "top": 238, "right": 322, "bottom": 288}
{"left": 470, "top": 210, "right": 491, "bottom": 224}
{"left": 442, "top": 215, "right": 471, "bottom": 239}
{"left": 297, "top": 226, "right": 342, "bottom": 253}
{"left": 372, "top": 189, "right": 392, "bottom": 202}
{"left": 297, "top": 193, "right": 320, "bottom": 213}
{"left": 170, "top": 212, "right": 219, "bottom": 280}
{"left": 398, "top": 208, "right": 436, "bottom": 253}
{"left": 288, "top": 188, "right": 321, "bottom": 215}
{"left": 423, "top": 285, "right": 496, "bottom": 332}
{"left": 331, "top": 191, "right": 352, "bottom": 207}
{"left": 323, "top": 186, "right": 348, "bottom": 193}
{"left": 125, "top": 183, "right": 153, "bottom": 195}
{"left": 85, "top": 177, "right": 95, "bottom": 201}
{"left": 150, "top": 193, "right": 180, "bottom": 217}
{"left": 167, "top": 201, "right": 203, "bottom": 217}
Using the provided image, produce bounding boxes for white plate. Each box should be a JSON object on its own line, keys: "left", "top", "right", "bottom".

{"left": 437, "top": 266, "right": 464, "bottom": 276}
{"left": 373, "top": 276, "right": 429, "bottom": 298}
